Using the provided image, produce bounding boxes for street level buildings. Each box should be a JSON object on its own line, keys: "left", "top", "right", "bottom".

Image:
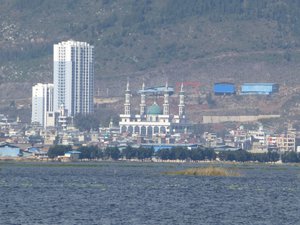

{"left": 31, "top": 83, "right": 54, "bottom": 128}
{"left": 53, "top": 40, "right": 94, "bottom": 116}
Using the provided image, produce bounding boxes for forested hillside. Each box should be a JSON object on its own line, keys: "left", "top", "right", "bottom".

{"left": 1, "top": 0, "right": 300, "bottom": 97}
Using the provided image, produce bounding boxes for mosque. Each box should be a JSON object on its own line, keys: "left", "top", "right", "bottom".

{"left": 119, "top": 82, "right": 188, "bottom": 137}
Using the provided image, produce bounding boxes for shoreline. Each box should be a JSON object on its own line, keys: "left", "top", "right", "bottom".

{"left": 0, "top": 157, "right": 298, "bottom": 167}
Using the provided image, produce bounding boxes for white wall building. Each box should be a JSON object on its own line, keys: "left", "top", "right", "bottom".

{"left": 53, "top": 40, "right": 94, "bottom": 116}
{"left": 31, "top": 83, "right": 54, "bottom": 128}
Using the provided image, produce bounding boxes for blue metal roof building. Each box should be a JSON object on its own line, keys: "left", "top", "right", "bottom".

{"left": 214, "top": 83, "right": 236, "bottom": 95}
{"left": 240, "top": 83, "right": 279, "bottom": 95}
{"left": 141, "top": 144, "right": 199, "bottom": 152}
{"left": 0, "top": 143, "right": 22, "bottom": 157}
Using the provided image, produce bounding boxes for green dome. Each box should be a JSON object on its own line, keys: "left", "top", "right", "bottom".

{"left": 147, "top": 102, "right": 162, "bottom": 115}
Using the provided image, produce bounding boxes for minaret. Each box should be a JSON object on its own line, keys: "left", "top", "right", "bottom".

{"left": 163, "top": 82, "right": 169, "bottom": 115}
{"left": 140, "top": 82, "right": 146, "bottom": 115}
{"left": 178, "top": 83, "right": 185, "bottom": 117}
{"left": 109, "top": 117, "right": 114, "bottom": 129}
{"left": 124, "top": 81, "right": 131, "bottom": 115}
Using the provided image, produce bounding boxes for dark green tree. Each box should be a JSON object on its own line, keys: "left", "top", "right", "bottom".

{"left": 156, "top": 148, "right": 171, "bottom": 160}
{"left": 74, "top": 114, "right": 100, "bottom": 132}
{"left": 251, "top": 153, "right": 269, "bottom": 162}
{"left": 122, "top": 146, "right": 137, "bottom": 159}
{"left": 234, "top": 149, "right": 251, "bottom": 162}
{"left": 77, "top": 146, "right": 102, "bottom": 159}
{"left": 104, "top": 147, "right": 120, "bottom": 160}
{"left": 282, "top": 151, "right": 300, "bottom": 163}
{"left": 47, "top": 145, "right": 72, "bottom": 158}
{"left": 203, "top": 148, "right": 217, "bottom": 161}
{"left": 189, "top": 148, "right": 205, "bottom": 161}
{"left": 173, "top": 147, "right": 188, "bottom": 160}
{"left": 137, "top": 147, "right": 154, "bottom": 160}
{"left": 267, "top": 151, "right": 280, "bottom": 162}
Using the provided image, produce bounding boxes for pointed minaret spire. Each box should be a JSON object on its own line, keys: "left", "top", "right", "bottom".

{"left": 126, "top": 79, "right": 130, "bottom": 91}
{"left": 140, "top": 82, "right": 146, "bottom": 115}
{"left": 124, "top": 80, "right": 131, "bottom": 115}
{"left": 178, "top": 82, "right": 185, "bottom": 117}
{"left": 163, "top": 81, "right": 169, "bottom": 115}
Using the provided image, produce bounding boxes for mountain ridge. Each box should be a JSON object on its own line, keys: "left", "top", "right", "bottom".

{"left": 1, "top": 0, "right": 300, "bottom": 125}
{"left": 0, "top": 0, "right": 300, "bottom": 86}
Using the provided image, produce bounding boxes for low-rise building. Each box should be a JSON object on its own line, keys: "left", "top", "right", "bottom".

{"left": 0, "top": 143, "right": 22, "bottom": 157}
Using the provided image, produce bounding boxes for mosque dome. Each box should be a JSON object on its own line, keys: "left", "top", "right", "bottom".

{"left": 147, "top": 102, "right": 162, "bottom": 115}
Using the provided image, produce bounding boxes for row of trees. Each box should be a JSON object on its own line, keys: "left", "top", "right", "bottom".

{"left": 47, "top": 145, "right": 153, "bottom": 161}
{"left": 47, "top": 145, "right": 300, "bottom": 163}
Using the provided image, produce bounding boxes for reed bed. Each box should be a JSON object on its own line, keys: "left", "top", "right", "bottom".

{"left": 163, "top": 167, "right": 241, "bottom": 177}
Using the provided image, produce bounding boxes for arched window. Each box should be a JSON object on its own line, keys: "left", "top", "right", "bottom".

{"left": 128, "top": 126, "right": 133, "bottom": 134}
{"left": 141, "top": 126, "right": 146, "bottom": 136}
{"left": 147, "top": 126, "right": 153, "bottom": 137}
{"left": 121, "top": 126, "right": 127, "bottom": 133}
{"left": 134, "top": 126, "right": 140, "bottom": 134}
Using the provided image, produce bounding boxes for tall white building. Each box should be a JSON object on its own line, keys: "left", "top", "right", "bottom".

{"left": 53, "top": 40, "right": 94, "bottom": 116}
{"left": 31, "top": 83, "right": 54, "bottom": 128}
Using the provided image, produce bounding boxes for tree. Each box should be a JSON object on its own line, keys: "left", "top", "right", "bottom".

{"left": 156, "top": 148, "right": 171, "bottom": 160}
{"left": 203, "top": 148, "right": 217, "bottom": 161}
{"left": 282, "top": 151, "right": 300, "bottom": 163}
{"left": 122, "top": 146, "right": 137, "bottom": 159}
{"left": 189, "top": 148, "right": 204, "bottom": 161}
{"left": 206, "top": 93, "right": 216, "bottom": 107}
{"left": 267, "top": 151, "right": 280, "bottom": 162}
{"left": 137, "top": 147, "right": 154, "bottom": 160}
{"left": 173, "top": 147, "right": 188, "bottom": 160}
{"left": 77, "top": 145, "right": 101, "bottom": 159}
{"left": 74, "top": 114, "right": 100, "bottom": 132}
{"left": 47, "top": 145, "right": 72, "bottom": 158}
{"left": 219, "top": 151, "right": 236, "bottom": 161}
{"left": 104, "top": 147, "right": 120, "bottom": 160}
{"left": 234, "top": 150, "right": 251, "bottom": 162}
{"left": 251, "top": 153, "right": 269, "bottom": 162}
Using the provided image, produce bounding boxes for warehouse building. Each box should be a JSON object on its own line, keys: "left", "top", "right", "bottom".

{"left": 240, "top": 83, "right": 279, "bottom": 95}
{"left": 0, "top": 143, "right": 22, "bottom": 157}
{"left": 214, "top": 83, "right": 236, "bottom": 95}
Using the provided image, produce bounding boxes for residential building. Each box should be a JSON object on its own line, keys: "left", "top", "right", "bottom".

{"left": 53, "top": 40, "right": 94, "bottom": 116}
{"left": 268, "top": 133, "right": 296, "bottom": 152}
{"left": 31, "top": 83, "right": 54, "bottom": 128}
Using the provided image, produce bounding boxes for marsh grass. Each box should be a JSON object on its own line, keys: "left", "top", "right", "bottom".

{"left": 163, "top": 167, "right": 241, "bottom": 177}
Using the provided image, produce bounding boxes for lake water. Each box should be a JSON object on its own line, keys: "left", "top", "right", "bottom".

{"left": 0, "top": 161, "right": 299, "bottom": 225}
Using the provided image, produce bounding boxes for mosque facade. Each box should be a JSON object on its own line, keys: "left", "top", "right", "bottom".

{"left": 119, "top": 82, "right": 188, "bottom": 137}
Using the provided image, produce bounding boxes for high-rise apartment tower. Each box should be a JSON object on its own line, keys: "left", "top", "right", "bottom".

{"left": 53, "top": 40, "right": 94, "bottom": 116}
{"left": 31, "top": 83, "right": 54, "bottom": 128}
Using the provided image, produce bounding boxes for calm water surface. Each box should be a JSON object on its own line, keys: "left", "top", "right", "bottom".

{"left": 0, "top": 161, "right": 299, "bottom": 225}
